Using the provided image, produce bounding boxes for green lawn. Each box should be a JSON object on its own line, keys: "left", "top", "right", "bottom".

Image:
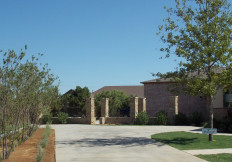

{"left": 197, "top": 154, "right": 232, "bottom": 162}
{"left": 151, "top": 131, "right": 232, "bottom": 150}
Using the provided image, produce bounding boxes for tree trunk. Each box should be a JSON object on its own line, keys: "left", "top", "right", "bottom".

{"left": 209, "top": 95, "right": 214, "bottom": 141}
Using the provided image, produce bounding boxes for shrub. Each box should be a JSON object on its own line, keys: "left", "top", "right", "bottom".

{"left": 174, "top": 113, "right": 189, "bottom": 125}
{"left": 135, "top": 111, "right": 149, "bottom": 125}
{"left": 190, "top": 111, "right": 204, "bottom": 126}
{"left": 36, "top": 145, "right": 44, "bottom": 162}
{"left": 40, "top": 125, "right": 51, "bottom": 148}
{"left": 218, "top": 115, "right": 232, "bottom": 133}
{"left": 57, "top": 112, "right": 69, "bottom": 124}
{"left": 42, "top": 114, "right": 52, "bottom": 124}
{"left": 155, "top": 111, "right": 167, "bottom": 125}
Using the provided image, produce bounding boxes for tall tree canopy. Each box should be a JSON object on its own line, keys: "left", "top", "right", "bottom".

{"left": 157, "top": 0, "right": 232, "bottom": 141}
{"left": 94, "top": 90, "right": 131, "bottom": 117}
{"left": 61, "top": 86, "right": 90, "bottom": 116}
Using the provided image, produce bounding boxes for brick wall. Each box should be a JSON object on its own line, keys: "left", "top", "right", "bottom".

{"left": 49, "top": 117, "right": 88, "bottom": 124}
{"left": 144, "top": 83, "right": 207, "bottom": 117}
{"left": 103, "top": 117, "right": 134, "bottom": 124}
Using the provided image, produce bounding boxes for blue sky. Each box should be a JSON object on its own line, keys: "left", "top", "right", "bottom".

{"left": 1, "top": 0, "right": 181, "bottom": 94}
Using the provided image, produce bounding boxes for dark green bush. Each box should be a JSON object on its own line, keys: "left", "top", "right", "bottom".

{"left": 135, "top": 111, "right": 149, "bottom": 125}
{"left": 216, "top": 115, "right": 232, "bottom": 133}
{"left": 190, "top": 111, "right": 204, "bottom": 126}
{"left": 174, "top": 113, "right": 189, "bottom": 125}
{"left": 155, "top": 111, "right": 167, "bottom": 125}
{"left": 42, "top": 114, "right": 52, "bottom": 124}
{"left": 57, "top": 112, "right": 69, "bottom": 124}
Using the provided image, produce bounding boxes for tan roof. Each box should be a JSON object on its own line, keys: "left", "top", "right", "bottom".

{"left": 141, "top": 78, "right": 173, "bottom": 84}
{"left": 92, "top": 86, "right": 144, "bottom": 97}
{"left": 142, "top": 67, "right": 226, "bottom": 84}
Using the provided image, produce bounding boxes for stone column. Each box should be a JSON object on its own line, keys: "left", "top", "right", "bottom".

{"left": 130, "top": 97, "right": 139, "bottom": 119}
{"left": 86, "top": 98, "right": 96, "bottom": 124}
{"left": 169, "top": 96, "right": 178, "bottom": 124}
{"left": 101, "top": 98, "right": 109, "bottom": 117}
{"left": 138, "top": 98, "right": 146, "bottom": 113}
{"left": 100, "top": 98, "right": 109, "bottom": 124}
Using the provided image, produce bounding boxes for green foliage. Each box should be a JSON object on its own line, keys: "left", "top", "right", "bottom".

{"left": 157, "top": 0, "right": 232, "bottom": 140}
{"left": 61, "top": 86, "right": 90, "bottom": 116}
{"left": 36, "top": 145, "right": 44, "bottom": 162}
{"left": 94, "top": 90, "right": 131, "bottom": 117}
{"left": 174, "top": 113, "right": 189, "bottom": 125}
{"left": 135, "top": 111, "right": 149, "bottom": 125}
{"left": 36, "top": 125, "right": 51, "bottom": 162}
{"left": 157, "top": 0, "right": 232, "bottom": 97}
{"left": 49, "top": 87, "right": 63, "bottom": 116}
{"left": 57, "top": 112, "right": 69, "bottom": 124}
{"left": 189, "top": 111, "right": 204, "bottom": 126}
{"left": 42, "top": 114, "right": 52, "bottom": 124}
{"left": 40, "top": 125, "right": 51, "bottom": 148}
{"left": 214, "top": 110, "right": 232, "bottom": 133}
{"left": 174, "top": 111, "right": 205, "bottom": 126}
{"left": 155, "top": 111, "right": 167, "bottom": 125}
{"left": 0, "top": 47, "right": 58, "bottom": 159}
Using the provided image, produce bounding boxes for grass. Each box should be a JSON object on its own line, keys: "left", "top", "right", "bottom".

{"left": 197, "top": 154, "right": 232, "bottom": 162}
{"left": 151, "top": 131, "right": 232, "bottom": 150}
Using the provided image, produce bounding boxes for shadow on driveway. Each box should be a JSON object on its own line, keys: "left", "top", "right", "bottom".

{"left": 56, "top": 137, "right": 165, "bottom": 147}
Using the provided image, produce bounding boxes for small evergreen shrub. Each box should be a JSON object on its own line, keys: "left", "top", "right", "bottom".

{"left": 36, "top": 145, "right": 44, "bottom": 162}
{"left": 216, "top": 113, "right": 232, "bottom": 133}
{"left": 190, "top": 111, "right": 204, "bottom": 126}
{"left": 155, "top": 111, "right": 167, "bottom": 125}
{"left": 57, "top": 112, "right": 69, "bottom": 124}
{"left": 174, "top": 113, "right": 189, "bottom": 125}
{"left": 135, "top": 111, "right": 149, "bottom": 125}
{"left": 40, "top": 125, "right": 51, "bottom": 148}
{"left": 42, "top": 114, "right": 52, "bottom": 124}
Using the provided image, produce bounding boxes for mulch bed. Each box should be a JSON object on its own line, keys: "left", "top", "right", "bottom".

{"left": 3, "top": 128, "right": 55, "bottom": 162}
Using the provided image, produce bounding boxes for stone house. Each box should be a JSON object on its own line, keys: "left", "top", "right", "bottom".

{"left": 141, "top": 78, "right": 228, "bottom": 120}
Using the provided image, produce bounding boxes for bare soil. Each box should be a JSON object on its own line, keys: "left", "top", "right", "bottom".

{"left": 3, "top": 128, "right": 55, "bottom": 162}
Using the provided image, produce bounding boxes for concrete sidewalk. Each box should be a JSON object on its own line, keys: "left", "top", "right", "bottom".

{"left": 52, "top": 125, "right": 206, "bottom": 162}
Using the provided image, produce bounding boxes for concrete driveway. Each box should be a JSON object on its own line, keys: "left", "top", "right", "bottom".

{"left": 52, "top": 124, "right": 206, "bottom": 162}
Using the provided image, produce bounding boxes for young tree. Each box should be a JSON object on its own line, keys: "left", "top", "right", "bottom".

{"left": 94, "top": 90, "right": 131, "bottom": 117}
{"left": 0, "top": 47, "right": 58, "bottom": 159}
{"left": 157, "top": 0, "right": 232, "bottom": 141}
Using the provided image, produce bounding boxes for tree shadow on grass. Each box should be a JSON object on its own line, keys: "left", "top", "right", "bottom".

{"left": 56, "top": 137, "right": 166, "bottom": 147}
{"left": 153, "top": 137, "right": 198, "bottom": 145}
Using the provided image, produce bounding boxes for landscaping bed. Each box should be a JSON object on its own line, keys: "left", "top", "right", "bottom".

{"left": 151, "top": 131, "right": 232, "bottom": 150}
{"left": 3, "top": 128, "right": 55, "bottom": 162}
